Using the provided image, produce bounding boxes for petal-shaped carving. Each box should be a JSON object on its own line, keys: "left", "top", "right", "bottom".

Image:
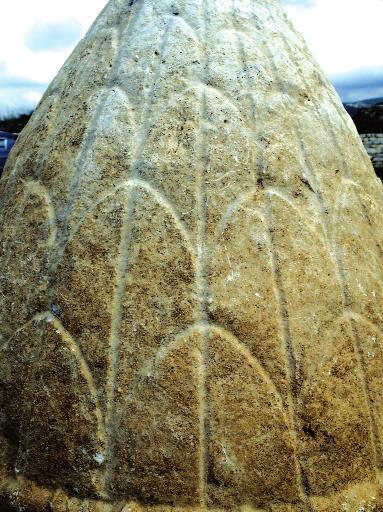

{"left": 19, "top": 315, "right": 105, "bottom": 497}
{"left": 108, "top": 185, "right": 198, "bottom": 497}
{"left": 0, "top": 182, "right": 56, "bottom": 341}
{"left": 209, "top": 191, "right": 289, "bottom": 404}
{"left": 39, "top": 28, "right": 119, "bottom": 214}
{"left": 205, "top": 27, "right": 255, "bottom": 115}
{"left": 206, "top": 326, "right": 300, "bottom": 508}
{"left": 68, "top": 86, "right": 137, "bottom": 229}
{"left": 48, "top": 28, "right": 118, "bottom": 103}
{"left": 137, "top": 13, "right": 203, "bottom": 116}
{"left": 203, "top": 86, "right": 257, "bottom": 241}
{"left": 335, "top": 184, "right": 383, "bottom": 330}
{"left": 298, "top": 317, "right": 376, "bottom": 492}
{"left": 111, "top": 3, "right": 171, "bottom": 125}
{"left": 109, "top": 330, "right": 203, "bottom": 505}
{"left": 53, "top": 187, "right": 130, "bottom": 413}
{"left": 112, "top": 13, "right": 205, "bottom": 240}
{"left": 267, "top": 6, "right": 383, "bottom": 207}
{"left": 2, "top": 0, "right": 383, "bottom": 508}
{"left": 269, "top": 193, "right": 376, "bottom": 494}
{"left": 138, "top": 86, "right": 202, "bottom": 240}
{"left": 320, "top": 94, "right": 380, "bottom": 192}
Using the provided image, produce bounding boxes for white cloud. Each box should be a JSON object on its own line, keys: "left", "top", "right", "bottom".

{"left": 283, "top": 0, "right": 383, "bottom": 77}
{"left": 0, "top": 0, "right": 106, "bottom": 113}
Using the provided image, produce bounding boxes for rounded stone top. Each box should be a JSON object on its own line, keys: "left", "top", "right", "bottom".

{"left": 1, "top": 0, "right": 383, "bottom": 510}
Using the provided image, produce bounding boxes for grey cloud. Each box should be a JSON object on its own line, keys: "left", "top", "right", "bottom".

{"left": 0, "top": 68, "right": 47, "bottom": 115}
{"left": 330, "top": 68, "right": 383, "bottom": 103}
{"left": 25, "top": 20, "right": 82, "bottom": 52}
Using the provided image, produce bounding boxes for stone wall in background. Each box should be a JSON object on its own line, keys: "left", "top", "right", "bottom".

{"left": 360, "top": 133, "right": 383, "bottom": 180}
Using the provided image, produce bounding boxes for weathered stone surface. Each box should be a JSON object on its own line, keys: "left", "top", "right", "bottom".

{"left": 1, "top": 0, "right": 383, "bottom": 510}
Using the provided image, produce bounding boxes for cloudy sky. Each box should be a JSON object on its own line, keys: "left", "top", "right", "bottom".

{"left": 0, "top": 0, "right": 382, "bottom": 115}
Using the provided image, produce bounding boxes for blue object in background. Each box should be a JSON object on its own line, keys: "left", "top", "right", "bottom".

{"left": 0, "top": 131, "right": 18, "bottom": 175}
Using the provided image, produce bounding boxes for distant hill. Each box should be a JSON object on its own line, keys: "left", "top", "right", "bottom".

{"left": 344, "top": 97, "right": 383, "bottom": 108}
{"left": 345, "top": 97, "right": 383, "bottom": 108}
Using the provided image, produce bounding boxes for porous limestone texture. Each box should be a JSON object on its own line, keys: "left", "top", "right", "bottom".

{"left": 1, "top": 0, "right": 383, "bottom": 510}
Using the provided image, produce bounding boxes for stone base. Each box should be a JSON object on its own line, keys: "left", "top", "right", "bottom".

{"left": 0, "top": 474, "right": 382, "bottom": 512}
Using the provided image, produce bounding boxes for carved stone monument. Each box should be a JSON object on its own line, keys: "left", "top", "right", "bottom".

{"left": 1, "top": 0, "right": 383, "bottom": 510}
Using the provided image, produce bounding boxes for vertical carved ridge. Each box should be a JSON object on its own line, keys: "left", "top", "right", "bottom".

{"left": 196, "top": 323, "right": 209, "bottom": 508}
{"left": 326, "top": 114, "right": 383, "bottom": 262}
{"left": 231, "top": 1, "right": 312, "bottom": 509}
{"left": 229, "top": 0, "right": 258, "bottom": 187}
{"left": 352, "top": 318, "right": 383, "bottom": 467}
{"left": 23, "top": 181, "right": 58, "bottom": 247}
{"left": 59, "top": 45, "right": 120, "bottom": 235}
{"left": 264, "top": 199, "right": 313, "bottom": 512}
{"left": 195, "top": 0, "right": 211, "bottom": 505}
{"left": 103, "top": 200, "right": 132, "bottom": 490}
{"left": 104, "top": 14, "right": 173, "bottom": 493}
{"left": 8, "top": 185, "right": 57, "bottom": 478}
